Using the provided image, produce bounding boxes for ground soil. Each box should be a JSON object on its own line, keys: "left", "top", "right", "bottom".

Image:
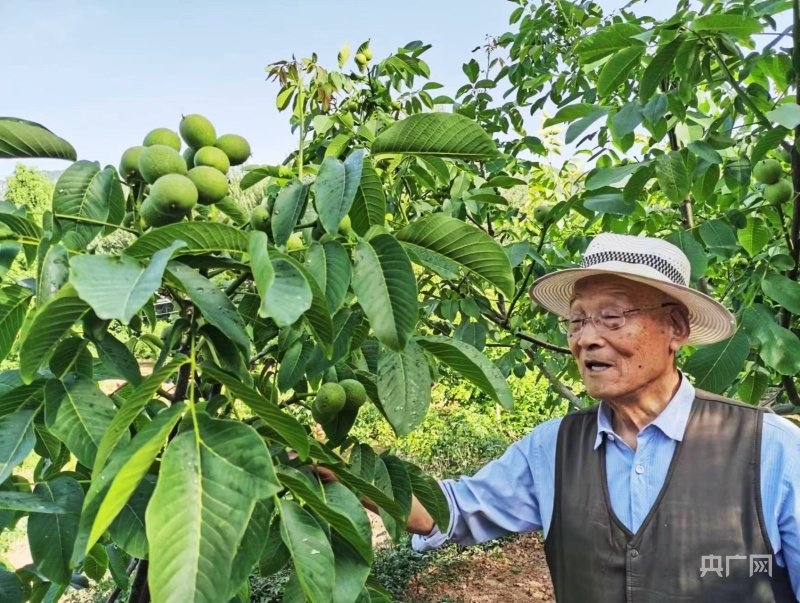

{"left": 403, "top": 533, "right": 555, "bottom": 603}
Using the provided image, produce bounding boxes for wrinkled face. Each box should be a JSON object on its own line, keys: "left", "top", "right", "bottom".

{"left": 567, "top": 275, "right": 689, "bottom": 401}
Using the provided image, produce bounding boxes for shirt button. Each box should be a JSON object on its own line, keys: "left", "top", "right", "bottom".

{"left": 635, "top": 464, "right": 645, "bottom": 474}
{"left": 607, "top": 434, "right": 615, "bottom": 441}
{"left": 630, "top": 548, "right": 639, "bottom": 558}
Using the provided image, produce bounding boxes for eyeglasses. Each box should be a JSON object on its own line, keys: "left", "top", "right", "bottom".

{"left": 559, "top": 302, "right": 679, "bottom": 337}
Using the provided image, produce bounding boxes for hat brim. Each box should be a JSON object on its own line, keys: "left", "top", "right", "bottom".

{"left": 528, "top": 268, "right": 736, "bottom": 346}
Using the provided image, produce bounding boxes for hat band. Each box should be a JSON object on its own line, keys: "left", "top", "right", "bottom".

{"left": 580, "top": 251, "right": 687, "bottom": 287}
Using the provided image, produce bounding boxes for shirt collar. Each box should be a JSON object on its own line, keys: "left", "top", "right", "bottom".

{"left": 593, "top": 372, "right": 696, "bottom": 450}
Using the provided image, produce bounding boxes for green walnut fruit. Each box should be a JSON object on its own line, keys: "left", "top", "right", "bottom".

{"left": 338, "top": 214, "right": 352, "bottom": 234}
{"left": 355, "top": 52, "right": 368, "bottom": 66}
{"left": 363, "top": 47, "right": 373, "bottom": 61}
{"left": 250, "top": 205, "right": 270, "bottom": 232}
{"left": 143, "top": 128, "right": 181, "bottom": 151}
{"left": 214, "top": 134, "right": 251, "bottom": 166}
{"left": 391, "top": 100, "right": 402, "bottom": 111}
{"left": 287, "top": 231, "right": 304, "bottom": 251}
{"left": 148, "top": 174, "right": 198, "bottom": 214}
{"left": 119, "top": 146, "right": 145, "bottom": 182}
{"left": 513, "top": 363, "right": 526, "bottom": 378}
{"left": 188, "top": 166, "right": 228, "bottom": 205}
{"left": 340, "top": 378, "right": 367, "bottom": 412}
{"left": 533, "top": 203, "right": 554, "bottom": 223}
{"left": 140, "top": 196, "right": 184, "bottom": 228}
{"left": 194, "top": 145, "right": 231, "bottom": 173}
{"left": 764, "top": 178, "right": 794, "bottom": 205}
{"left": 753, "top": 158, "right": 782, "bottom": 185}
{"left": 179, "top": 114, "right": 217, "bottom": 149}
{"left": 183, "top": 147, "right": 197, "bottom": 169}
{"left": 311, "top": 382, "right": 347, "bottom": 422}
{"left": 138, "top": 144, "right": 188, "bottom": 184}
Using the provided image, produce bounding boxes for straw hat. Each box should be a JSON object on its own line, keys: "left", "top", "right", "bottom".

{"left": 528, "top": 233, "right": 735, "bottom": 345}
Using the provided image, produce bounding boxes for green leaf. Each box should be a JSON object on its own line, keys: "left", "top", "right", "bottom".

{"left": 583, "top": 188, "right": 635, "bottom": 215}
{"left": 229, "top": 498, "right": 273, "bottom": 596}
{"left": 0, "top": 491, "right": 64, "bottom": 513}
{"left": 51, "top": 161, "right": 124, "bottom": 250}
{"left": 666, "top": 231, "right": 707, "bottom": 282}
{"left": 574, "top": 22, "right": 645, "bottom": 62}
{"left": 371, "top": 113, "right": 498, "bottom": 160}
{"left": 78, "top": 404, "right": 186, "bottom": 560}
{"left": 93, "top": 360, "right": 186, "bottom": 477}
{"left": 352, "top": 234, "right": 418, "bottom": 352}
{"left": 598, "top": 46, "right": 644, "bottom": 97}
{"left": 565, "top": 108, "right": 609, "bottom": 144}
{"left": 44, "top": 376, "right": 117, "bottom": 467}
{"left": 0, "top": 408, "right": 38, "bottom": 485}
{"left": 38, "top": 243, "right": 70, "bottom": 305}
{"left": 765, "top": 104, "right": 800, "bottom": 130}
{"left": 692, "top": 14, "right": 762, "bottom": 39}
{"left": 373, "top": 457, "right": 403, "bottom": 542}
{"left": 83, "top": 544, "right": 108, "bottom": 582}
{"left": 405, "top": 461, "right": 450, "bottom": 532}
{"left": 639, "top": 36, "right": 683, "bottom": 102}
{"left": 377, "top": 340, "right": 432, "bottom": 437}
{"left": 0, "top": 117, "right": 76, "bottom": 160}
{"left": 305, "top": 240, "right": 352, "bottom": 312}
{"left": 655, "top": 151, "right": 689, "bottom": 203}
{"left": 687, "top": 141, "right": 722, "bottom": 165}
{"left": 147, "top": 415, "right": 280, "bottom": 603}
{"left": 19, "top": 286, "right": 88, "bottom": 383}
{"left": 610, "top": 103, "right": 643, "bottom": 139}
{"left": 270, "top": 248, "right": 334, "bottom": 355}
{"left": 315, "top": 149, "right": 364, "bottom": 235}
{"left": 0, "top": 568, "right": 23, "bottom": 603}
{"left": 396, "top": 214, "right": 515, "bottom": 297}
{"left": 349, "top": 157, "right": 386, "bottom": 236}
{"left": 699, "top": 219, "right": 737, "bottom": 252}
{"left": 692, "top": 163, "right": 720, "bottom": 203}
{"left": 0, "top": 382, "right": 44, "bottom": 418}
{"left": 166, "top": 261, "right": 250, "bottom": 353}
{"left": 201, "top": 363, "right": 311, "bottom": 459}
{"left": 271, "top": 180, "right": 310, "bottom": 246}
{"left": 276, "top": 466, "right": 372, "bottom": 562}
{"left": 27, "top": 475, "right": 83, "bottom": 585}
{"left": 70, "top": 241, "right": 185, "bottom": 324}
{"left": 737, "top": 217, "right": 771, "bottom": 258}
{"left": 544, "top": 103, "right": 609, "bottom": 127}
{"left": 108, "top": 475, "right": 154, "bottom": 559}
{"left": 683, "top": 330, "right": 750, "bottom": 393}
{"left": 751, "top": 127, "right": 789, "bottom": 164}
{"left": 762, "top": 272, "right": 800, "bottom": 315}
{"left": 585, "top": 163, "right": 644, "bottom": 190}
{"left": 262, "top": 257, "right": 312, "bottom": 326}
{"left": 95, "top": 332, "right": 141, "bottom": 385}
{"left": 737, "top": 369, "right": 770, "bottom": 405}
{"left": 0, "top": 285, "right": 32, "bottom": 362}
{"left": 214, "top": 195, "right": 249, "bottom": 225}
{"left": 416, "top": 335, "right": 513, "bottom": 409}
{"left": 278, "top": 499, "right": 335, "bottom": 603}
{"left": 742, "top": 305, "right": 800, "bottom": 375}
{"left": 277, "top": 338, "right": 314, "bottom": 392}
{"left": 248, "top": 232, "right": 274, "bottom": 318}
{"left": 126, "top": 222, "right": 249, "bottom": 260}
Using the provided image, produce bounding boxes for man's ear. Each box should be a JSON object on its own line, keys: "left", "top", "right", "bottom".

{"left": 667, "top": 304, "right": 690, "bottom": 353}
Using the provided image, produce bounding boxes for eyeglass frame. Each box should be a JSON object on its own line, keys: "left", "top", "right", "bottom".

{"left": 559, "top": 302, "right": 680, "bottom": 338}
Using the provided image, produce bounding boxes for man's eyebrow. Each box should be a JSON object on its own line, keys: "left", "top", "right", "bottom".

{"left": 570, "top": 287, "right": 635, "bottom": 305}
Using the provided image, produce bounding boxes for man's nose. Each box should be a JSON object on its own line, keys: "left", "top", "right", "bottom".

{"left": 574, "top": 318, "right": 605, "bottom": 348}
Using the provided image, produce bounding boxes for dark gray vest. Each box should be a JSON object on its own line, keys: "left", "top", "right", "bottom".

{"left": 544, "top": 390, "right": 796, "bottom": 602}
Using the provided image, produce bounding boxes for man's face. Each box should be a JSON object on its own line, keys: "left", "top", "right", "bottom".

{"left": 567, "top": 275, "right": 687, "bottom": 402}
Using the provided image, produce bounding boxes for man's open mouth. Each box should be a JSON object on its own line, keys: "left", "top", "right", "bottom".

{"left": 585, "top": 360, "right": 612, "bottom": 372}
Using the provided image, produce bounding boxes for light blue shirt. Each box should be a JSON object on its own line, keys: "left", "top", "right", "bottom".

{"left": 412, "top": 375, "right": 800, "bottom": 597}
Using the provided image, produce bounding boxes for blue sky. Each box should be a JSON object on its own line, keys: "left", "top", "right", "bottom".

{"left": 3, "top": 0, "right": 523, "bottom": 178}
{"left": 1, "top": 1, "right": 721, "bottom": 179}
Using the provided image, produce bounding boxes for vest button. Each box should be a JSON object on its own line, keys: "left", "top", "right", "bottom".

{"left": 630, "top": 548, "right": 639, "bottom": 558}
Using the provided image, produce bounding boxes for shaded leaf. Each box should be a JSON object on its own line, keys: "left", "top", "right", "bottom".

{"left": 377, "top": 341, "right": 432, "bottom": 437}
{"left": 271, "top": 180, "right": 309, "bottom": 247}
{"left": 0, "top": 117, "right": 76, "bottom": 160}
{"left": 683, "top": 330, "right": 750, "bottom": 393}
{"left": 126, "top": 222, "right": 249, "bottom": 260}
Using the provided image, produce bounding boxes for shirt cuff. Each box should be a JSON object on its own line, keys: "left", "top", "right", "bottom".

{"left": 411, "top": 525, "right": 449, "bottom": 552}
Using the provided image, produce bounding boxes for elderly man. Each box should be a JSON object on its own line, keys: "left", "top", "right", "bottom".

{"left": 405, "top": 233, "right": 800, "bottom": 602}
